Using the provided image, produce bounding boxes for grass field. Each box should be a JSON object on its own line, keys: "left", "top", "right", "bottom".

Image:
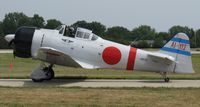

{"left": 0, "top": 87, "right": 199, "bottom": 107}
{"left": 0, "top": 53, "right": 200, "bottom": 80}
{"left": 0, "top": 54, "right": 200, "bottom": 107}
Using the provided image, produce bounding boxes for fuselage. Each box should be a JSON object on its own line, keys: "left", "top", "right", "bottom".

{"left": 31, "top": 28, "right": 174, "bottom": 73}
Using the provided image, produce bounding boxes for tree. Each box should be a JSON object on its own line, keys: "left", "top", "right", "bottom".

{"left": 30, "top": 14, "right": 45, "bottom": 28}
{"left": 0, "top": 21, "right": 3, "bottom": 36}
{"left": 71, "top": 20, "right": 88, "bottom": 29}
{"left": 0, "top": 21, "right": 10, "bottom": 49}
{"left": 169, "top": 26, "right": 193, "bottom": 38}
{"left": 152, "top": 32, "right": 168, "bottom": 48}
{"left": 169, "top": 26, "right": 195, "bottom": 47}
{"left": 136, "top": 40, "right": 150, "bottom": 48}
{"left": 153, "top": 37, "right": 164, "bottom": 48}
{"left": 156, "top": 32, "right": 170, "bottom": 40}
{"left": 105, "top": 26, "right": 131, "bottom": 45}
{"left": 45, "top": 19, "right": 62, "bottom": 29}
{"left": 18, "top": 15, "right": 31, "bottom": 27}
{"left": 2, "top": 12, "right": 19, "bottom": 34}
{"left": 2, "top": 12, "right": 31, "bottom": 34}
{"left": 131, "top": 25, "right": 156, "bottom": 40}
{"left": 87, "top": 21, "right": 106, "bottom": 36}
{"left": 195, "top": 29, "right": 200, "bottom": 47}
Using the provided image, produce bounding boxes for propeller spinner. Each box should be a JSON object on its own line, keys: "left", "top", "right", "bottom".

{"left": 5, "top": 34, "right": 15, "bottom": 46}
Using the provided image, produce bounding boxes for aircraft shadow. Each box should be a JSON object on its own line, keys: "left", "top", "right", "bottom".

{"left": 23, "top": 78, "right": 87, "bottom": 87}
{"left": 23, "top": 78, "right": 170, "bottom": 87}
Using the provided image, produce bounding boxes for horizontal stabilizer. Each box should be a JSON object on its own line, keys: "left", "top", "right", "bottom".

{"left": 147, "top": 52, "right": 176, "bottom": 65}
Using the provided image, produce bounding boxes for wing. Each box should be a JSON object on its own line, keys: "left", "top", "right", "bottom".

{"left": 73, "top": 59, "right": 96, "bottom": 69}
{"left": 35, "top": 47, "right": 81, "bottom": 68}
{"left": 147, "top": 52, "right": 176, "bottom": 65}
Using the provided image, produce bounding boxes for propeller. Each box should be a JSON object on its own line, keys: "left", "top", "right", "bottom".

{"left": 8, "top": 39, "right": 14, "bottom": 46}
{"left": 5, "top": 34, "right": 15, "bottom": 44}
{"left": 5, "top": 34, "right": 16, "bottom": 57}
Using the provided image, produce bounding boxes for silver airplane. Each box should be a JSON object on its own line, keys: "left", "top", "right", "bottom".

{"left": 5, "top": 25, "right": 194, "bottom": 82}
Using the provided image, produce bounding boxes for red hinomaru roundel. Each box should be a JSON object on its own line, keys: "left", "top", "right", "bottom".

{"left": 102, "top": 46, "right": 122, "bottom": 65}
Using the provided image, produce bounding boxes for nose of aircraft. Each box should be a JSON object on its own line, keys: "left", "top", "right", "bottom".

{"left": 8, "top": 27, "right": 35, "bottom": 58}
{"left": 5, "top": 34, "right": 15, "bottom": 42}
{"left": 4, "top": 27, "right": 36, "bottom": 58}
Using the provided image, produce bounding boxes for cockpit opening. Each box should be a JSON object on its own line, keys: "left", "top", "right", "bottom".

{"left": 64, "top": 27, "right": 75, "bottom": 37}
{"left": 55, "top": 25, "right": 99, "bottom": 41}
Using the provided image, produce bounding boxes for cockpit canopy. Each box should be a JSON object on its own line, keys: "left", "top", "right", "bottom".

{"left": 55, "top": 25, "right": 99, "bottom": 41}
{"left": 75, "top": 28, "right": 99, "bottom": 41}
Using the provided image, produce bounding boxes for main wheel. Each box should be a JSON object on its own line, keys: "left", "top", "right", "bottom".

{"left": 43, "top": 67, "right": 55, "bottom": 80}
{"left": 164, "top": 77, "right": 170, "bottom": 82}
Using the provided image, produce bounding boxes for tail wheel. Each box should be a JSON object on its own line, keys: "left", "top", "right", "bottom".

{"left": 160, "top": 72, "right": 170, "bottom": 83}
{"left": 164, "top": 77, "right": 170, "bottom": 82}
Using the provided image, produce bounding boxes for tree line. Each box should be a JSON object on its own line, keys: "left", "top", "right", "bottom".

{"left": 0, "top": 12, "right": 200, "bottom": 49}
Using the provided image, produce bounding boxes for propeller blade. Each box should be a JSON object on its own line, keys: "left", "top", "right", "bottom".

{"left": 8, "top": 39, "right": 14, "bottom": 46}
{"left": 13, "top": 49, "right": 16, "bottom": 58}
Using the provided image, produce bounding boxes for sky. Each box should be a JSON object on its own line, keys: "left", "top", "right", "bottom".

{"left": 0, "top": 0, "right": 199, "bottom": 32}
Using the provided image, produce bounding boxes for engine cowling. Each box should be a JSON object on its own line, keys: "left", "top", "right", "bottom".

{"left": 14, "top": 27, "right": 35, "bottom": 58}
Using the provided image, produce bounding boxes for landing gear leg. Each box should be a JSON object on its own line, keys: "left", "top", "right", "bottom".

{"left": 43, "top": 64, "right": 55, "bottom": 81}
{"left": 31, "top": 63, "right": 55, "bottom": 82}
{"left": 160, "top": 72, "right": 170, "bottom": 82}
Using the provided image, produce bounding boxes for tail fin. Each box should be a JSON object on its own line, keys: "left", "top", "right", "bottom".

{"left": 159, "top": 33, "right": 194, "bottom": 73}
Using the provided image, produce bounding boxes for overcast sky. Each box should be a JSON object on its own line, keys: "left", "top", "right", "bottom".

{"left": 0, "top": 0, "right": 199, "bottom": 32}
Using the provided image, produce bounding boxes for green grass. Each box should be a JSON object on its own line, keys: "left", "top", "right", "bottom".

{"left": 0, "top": 87, "right": 200, "bottom": 107}
{"left": 1, "top": 54, "right": 200, "bottom": 107}
{"left": 0, "top": 53, "right": 200, "bottom": 79}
